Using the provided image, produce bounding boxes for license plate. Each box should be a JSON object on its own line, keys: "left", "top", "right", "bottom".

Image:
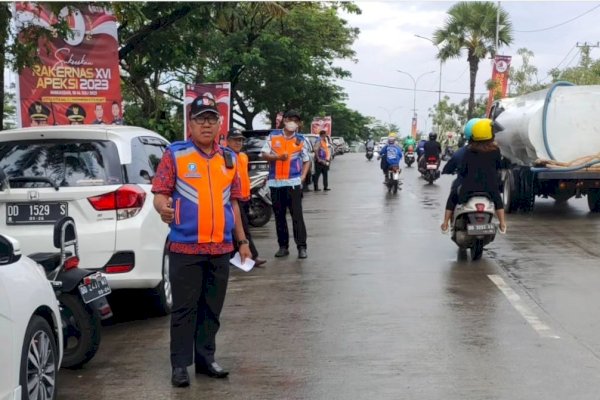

{"left": 392, "top": 172, "right": 400, "bottom": 180}
{"left": 427, "top": 164, "right": 438, "bottom": 170}
{"left": 6, "top": 202, "right": 68, "bottom": 225}
{"left": 467, "top": 223, "right": 496, "bottom": 235}
{"left": 78, "top": 273, "right": 111, "bottom": 304}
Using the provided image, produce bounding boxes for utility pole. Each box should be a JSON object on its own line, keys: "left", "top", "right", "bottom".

{"left": 576, "top": 42, "right": 599, "bottom": 68}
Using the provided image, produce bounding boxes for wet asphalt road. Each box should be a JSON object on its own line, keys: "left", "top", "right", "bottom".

{"left": 58, "top": 153, "right": 600, "bottom": 400}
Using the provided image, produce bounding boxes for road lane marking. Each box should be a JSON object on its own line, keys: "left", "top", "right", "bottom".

{"left": 488, "top": 274, "right": 560, "bottom": 339}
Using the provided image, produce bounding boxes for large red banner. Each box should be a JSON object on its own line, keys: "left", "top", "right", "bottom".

{"left": 184, "top": 83, "right": 231, "bottom": 144}
{"left": 486, "top": 55, "right": 512, "bottom": 116}
{"left": 15, "top": 3, "right": 122, "bottom": 127}
{"left": 311, "top": 116, "right": 332, "bottom": 136}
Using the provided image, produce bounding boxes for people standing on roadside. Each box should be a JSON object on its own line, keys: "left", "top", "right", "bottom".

{"left": 260, "top": 109, "right": 311, "bottom": 259}
{"left": 227, "top": 129, "right": 267, "bottom": 267}
{"left": 313, "top": 130, "right": 332, "bottom": 191}
{"left": 152, "top": 95, "right": 252, "bottom": 388}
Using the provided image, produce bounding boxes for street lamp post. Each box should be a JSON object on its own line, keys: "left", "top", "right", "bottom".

{"left": 396, "top": 69, "right": 435, "bottom": 139}
{"left": 378, "top": 106, "right": 402, "bottom": 130}
{"left": 415, "top": 34, "right": 443, "bottom": 112}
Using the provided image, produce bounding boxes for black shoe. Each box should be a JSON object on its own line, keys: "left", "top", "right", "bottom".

{"left": 171, "top": 367, "right": 190, "bottom": 387}
{"left": 298, "top": 248, "right": 308, "bottom": 259}
{"left": 324, "top": 187, "right": 331, "bottom": 191}
{"left": 314, "top": 188, "right": 321, "bottom": 191}
{"left": 275, "top": 248, "right": 290, "bottom": 257}
{"left": 195, "top": 361, "right": 229, "bottom": 379}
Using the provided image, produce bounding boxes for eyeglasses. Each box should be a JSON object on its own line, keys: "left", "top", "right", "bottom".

{"left": 192, "top": 115, "right": 219, "bottom": 125}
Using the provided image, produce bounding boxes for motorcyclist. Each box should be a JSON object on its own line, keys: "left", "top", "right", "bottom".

{"left": 379, "top": 135, "right": 403, "bottom": 183}
{"left": 418, "top": 132, "right": 442, "bottom": 172}
{"left": 440, "top": 118, "right": 507, "bottom": 234}
{"left": 365, "top": 136, "right": 375, "bottom": 152}
{"left": 403, "top": 135, "right": 416, "bottom": 153}
{"left": 441, "top": 119, "right": 478, "bottom": 227}
{"left": 416, "top": 135, "right": 427, "bottom": 161}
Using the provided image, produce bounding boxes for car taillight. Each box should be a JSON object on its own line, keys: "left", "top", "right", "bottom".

{"left": 105, "top": 264, "right": 134, "bottom": 274}
{"left": 64, "top": 256, "right": 79, "bottom": 271}
{"left": 475, "top": 203, "right": 485, "bottom": 212}
{"left": 88, "top": 185, "right": 146, "bottom": 220}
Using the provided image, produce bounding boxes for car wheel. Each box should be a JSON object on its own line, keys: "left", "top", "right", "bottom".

{"left": 20, "top": 316, "right": 58, "bottom": 400}
{"left": 152, "top": 248, "right": 173, "bottom": 316}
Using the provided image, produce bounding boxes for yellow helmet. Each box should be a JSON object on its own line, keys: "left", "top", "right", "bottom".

{"left": 471, "top": 118, "right": 493, "bottom": 141}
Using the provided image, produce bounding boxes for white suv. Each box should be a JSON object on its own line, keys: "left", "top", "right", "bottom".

{"left": 0, "top": 234, "right": 63, "bottom": 400}
{"left": 0, "top": 125, "right": 172, "bottom": 314}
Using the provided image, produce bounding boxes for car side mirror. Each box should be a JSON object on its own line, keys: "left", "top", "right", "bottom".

{"left": 140, "top": 170, "right": 152, "bottom": 183}
{"left": 0, "top": 234, "right": 22, "bottom": 265}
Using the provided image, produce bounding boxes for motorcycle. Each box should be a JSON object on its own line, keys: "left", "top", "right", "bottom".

{"left": 442, "top": 147, "right": 455, "bottom": 161}
{"left": 366, "top": 148, "right": 374, "bottom": 161}
{"left": 28, "top": 217, "right": 113, "bottom": 369}
{"left": 385, "top": 165, "right": 401, "bottom": 194}
{"left": 451, "top": 193, "right": 497, "bottom": 261}
{"left": 421, "top": 156, "right": 441, "bottom": 184}
{"left": 248, "top": 171, "right": 272, "bottom": 227}
{"left": 404, "top": 151, "right": 415, "bottom": 167}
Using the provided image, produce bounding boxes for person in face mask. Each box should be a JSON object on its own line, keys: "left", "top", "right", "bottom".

{"left": 260, "top": 109, "right": 311, "bottom": 259}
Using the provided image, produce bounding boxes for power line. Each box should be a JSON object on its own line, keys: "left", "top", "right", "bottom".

{"left": 564, "top": 48, "right": 582, "bottom": 69}
{"left": 338, "top": 78, "right": 488, "bottom": 96}
{"left": 514, "top": 4, "right": 600, "bottom": 33}
{"left": 555, "top": 45, "right": 577, "bottom": 69}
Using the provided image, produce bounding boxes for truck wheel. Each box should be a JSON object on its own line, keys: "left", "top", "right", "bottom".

{"left": 502, "top": 170, "right": 520, "bottom": 213}
{"left": 519, "top": 170, "right": 536, "bottom": 213}
{"left": 588, "top": 189, "right": 600, "bottom": 212}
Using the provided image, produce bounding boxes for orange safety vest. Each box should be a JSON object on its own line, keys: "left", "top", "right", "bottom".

{"left": 268, "top": 130, "right": 305, "bottom": 181}
{"left": 237, "top": 152, "right": 251, "bottom": 200}
{"left": 169, "top": 141, "right": 237, "bottom": 244}
{"left": 318, "top": 138, "right": 330, "bottom": 161}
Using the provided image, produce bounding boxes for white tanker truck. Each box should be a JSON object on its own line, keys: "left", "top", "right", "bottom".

{"left": 490, "top": 82, "right": 600, "bottom": 213}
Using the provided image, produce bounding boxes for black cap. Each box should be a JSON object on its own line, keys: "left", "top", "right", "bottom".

{"left": 228, "top": 129, "right": 244, "bottom": 139}
{"left": 283, "top": 109, "right": 301, "bottom": 119}
{"left": 190, "top": 95, "right": 220, "bottom": 118}
{"left": 66, "top": 104, "right": 86, "bottom": 122}
{"left": 29, "top": 101, "right": 50, "bottom": 121}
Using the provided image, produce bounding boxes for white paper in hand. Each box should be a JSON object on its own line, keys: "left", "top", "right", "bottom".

{"left": 230, "top": 252, "right": 255, "bottom": 272}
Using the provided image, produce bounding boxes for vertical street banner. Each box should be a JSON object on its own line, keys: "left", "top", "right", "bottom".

{"left": 411, "top": 116, "right": 417, "bottom": 140}
{"left": 15, "top": 3, "right": 122, "bottom": 127}
{"left": 311, "top": 116, "right": 332, "bottom": 136}
{"left": 486, "top": 55, "right": 512, "bottom": 116}
{"left": 184, "top": 83, "right": 231, "bottom": 144}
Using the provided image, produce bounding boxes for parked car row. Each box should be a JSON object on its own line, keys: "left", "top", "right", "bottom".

{"left": 0, "top": 125, "right": 174, "bottom": 399}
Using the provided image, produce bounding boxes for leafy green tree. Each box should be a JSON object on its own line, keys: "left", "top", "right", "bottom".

{"left": 549, "top": 46, "right": 600, "bottom": 85}
{"left": 429, "top": 95, "right": 487, "bottom": 138}
{"left": 433, "top": 1, "right": 513, "bottom": 118}
{"left": 508, "top": 48, "right": 546, "bottom": 96}
{"left": 194, "top": 2, "right": 359, "bottom": 130}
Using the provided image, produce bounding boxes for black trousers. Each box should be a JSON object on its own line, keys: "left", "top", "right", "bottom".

{"left": 169, "top": 252, "right": 230, "bottom": 368}
{"left": 234, "top": 200, "right": 259, "bottom": 259}
{"left": 270, "top": 185, "right": 307, "bottom": 250}
{"left": 313, "top": 163, "right": 329, "bottom": 189}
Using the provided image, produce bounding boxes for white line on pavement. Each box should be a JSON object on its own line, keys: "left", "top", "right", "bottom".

{"left": 488, "top": 274, "right": 561, "bottom": 339}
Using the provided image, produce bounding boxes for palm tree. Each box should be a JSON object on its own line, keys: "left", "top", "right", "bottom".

{"left": 433, "top": 2, "right": 513, "bottom": 118}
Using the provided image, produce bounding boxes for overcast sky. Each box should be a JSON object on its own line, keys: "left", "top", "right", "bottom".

{"left": 333, "top": 1, "right": 600, "bottom": 135}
